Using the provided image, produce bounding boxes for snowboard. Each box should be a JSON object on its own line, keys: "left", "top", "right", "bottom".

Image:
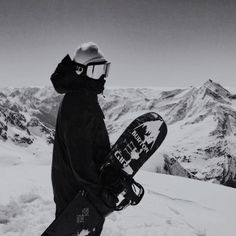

{"left": 42, "top": 112, "right": 167, "bottom": 235}
{"left": 99, "top": 112, "right": 167, "bottom": 210}
{"left": 41, "top": 192, "right": 104, "bottom": 236}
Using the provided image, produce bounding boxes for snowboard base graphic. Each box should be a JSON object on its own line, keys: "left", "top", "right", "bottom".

{"left": 103, "top": 112, "right": 167, "bottom": 176}
{"left": 100, "top": 112, "right": 167, "bottom": 210}
{"left": 41, "top": 193, "right": 104, "bottom": 236}
{"left": 42, "top": 112, "right": 167, "bottom": 235}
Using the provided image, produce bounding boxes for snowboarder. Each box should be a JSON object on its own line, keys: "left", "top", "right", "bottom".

{"left": 50, "top": 42, "right": 115, "bottom": 235}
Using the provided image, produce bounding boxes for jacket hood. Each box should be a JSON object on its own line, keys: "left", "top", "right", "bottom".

{"left": 50, "top": 55, "right": 106, "bottom": 95}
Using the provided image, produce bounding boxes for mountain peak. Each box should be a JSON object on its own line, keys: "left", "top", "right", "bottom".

{"left": 200, "top": 79, "right": 231, "bottom": 98}
{"left": 204, "top": 78, "right": 213, "bottom": 85}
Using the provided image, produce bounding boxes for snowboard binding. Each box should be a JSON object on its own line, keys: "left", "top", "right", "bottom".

{"left": 100, "top": 162, "right": 145, "bottom": 211}
{"left": 115, "top": 176, "right": 144, "bottom": 211}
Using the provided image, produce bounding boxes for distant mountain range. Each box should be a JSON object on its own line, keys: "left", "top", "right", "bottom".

{"left": 0, "top": 80, "right": 236, "bottom": 187}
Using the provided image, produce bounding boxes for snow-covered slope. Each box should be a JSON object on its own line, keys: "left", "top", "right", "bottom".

{"left": 99, "top": 80, "right": 236, "bottom": 187}
{"left": 1, "top": 81, "right": 236, "bottom": 235}
{"left": 0, "top": 162, "right": 236, "bottom": 236}
{"left": 0, "top": 86, "right": 58, "bottom": 159}
{"left": 0, "top": 80, "right": 236, "bottom": 187}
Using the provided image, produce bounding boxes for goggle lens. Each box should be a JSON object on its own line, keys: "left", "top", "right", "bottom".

{"left": 87, "top": 63, "right": 110, "bottom": 79}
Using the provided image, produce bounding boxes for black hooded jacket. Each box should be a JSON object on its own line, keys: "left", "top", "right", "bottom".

{"left": 50, "top": 55, "right": 111, "bottom": 217}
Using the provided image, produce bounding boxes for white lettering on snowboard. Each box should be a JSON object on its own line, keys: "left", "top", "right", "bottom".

{"left": 132, "top": 120, "right": 163, "bottom": 153}
{"left": 131, "top": 130, "right": 149, "bottom": 153}
{"left": 114, "top": 149, "right": 135, "bottom": 174}
{"left": 114, "top": 150, "right": 126, "bottom": 165}
{"left": 114, "top": 119, "right": 163, "bottom": 174}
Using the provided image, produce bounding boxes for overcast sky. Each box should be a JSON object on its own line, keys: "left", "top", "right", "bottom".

{"left": 1, "top": 0, "right": 236, "bottom": 88}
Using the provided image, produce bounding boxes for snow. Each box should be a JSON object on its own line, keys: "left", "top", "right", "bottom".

{"left": 2, "top": 82, "right": 234, "bottom": 185}
{"left": 0, "top": 155, "right": 236, "bottom": 236}
{"left": 103, "top": 171, "right": 236, "bottom": 236}
{"left": 1, "top": 83, "right": 236, "bottom": 235}
{"left": 226, "top": 87, "right": 236, "bottom": 94}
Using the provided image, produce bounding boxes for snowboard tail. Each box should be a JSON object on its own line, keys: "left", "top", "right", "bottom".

{"left": 41, "top": 192, "right": 104, "bottom": 236}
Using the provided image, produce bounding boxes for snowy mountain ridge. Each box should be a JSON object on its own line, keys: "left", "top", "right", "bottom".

{"left": 0, "top": 86, "right": 59, "bottom": 147}
{"left": 0, "top": 80, "right": 236, "bottom": 187}
{"left": 98, "top": 80, "right": 236, "bottom": 187}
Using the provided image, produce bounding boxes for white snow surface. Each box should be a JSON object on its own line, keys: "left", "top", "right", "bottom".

{"left": 0, "top": 158, "right": 236, "bottom": 236}
{"left": 1, "top": 82, "right": 236, "bottom": 235}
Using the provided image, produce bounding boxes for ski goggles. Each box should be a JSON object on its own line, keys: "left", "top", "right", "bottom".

{"left": 74, "top": 61, "right": 111, "bottom": 79}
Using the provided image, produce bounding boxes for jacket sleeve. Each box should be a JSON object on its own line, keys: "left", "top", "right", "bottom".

{"left": 61, "top": 95, "right": 110, "bottom": 192}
